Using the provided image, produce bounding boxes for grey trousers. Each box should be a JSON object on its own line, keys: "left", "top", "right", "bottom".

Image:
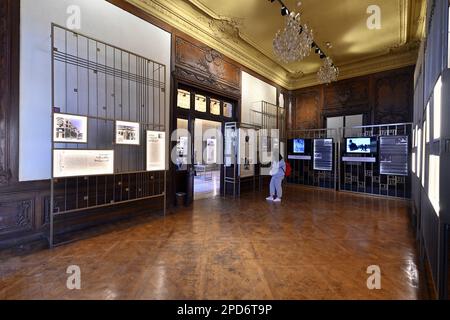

{"left": 270, "top": 176, "right": 284, "bottom": 198}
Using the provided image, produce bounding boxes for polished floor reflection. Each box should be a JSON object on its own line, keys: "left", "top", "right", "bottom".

{"left": 0, "top": 186, "right": 428, "bottom": 300}
{"left": 194, "top": 170, "right": 221, "bottom": 200}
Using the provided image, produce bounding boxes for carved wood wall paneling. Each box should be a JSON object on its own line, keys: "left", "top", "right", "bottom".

{"left": 173, "top": 67, "right": 241, "bottom": 99}
{"left": 324, "top": 78, "right": 370, "bottom": 110}
{"left": 291, "top": 67, "right": 415, "bottom": 130}
{"left": 0, "top": 193, "right": 35, "bottom": 236}
{"left": 0, "top": 0, "right": 12, "bottom": 186}
{"left": 293, "top": 88, "right": 321, "bottom": 130}
{"left": 374, "top": 71, "right": 414, "bottom": 124}
{"left": 0, "top": 0, "right": 52, "bottom": 246}
{"left": 174, "top": 36, "right": 241, "bottom": 98}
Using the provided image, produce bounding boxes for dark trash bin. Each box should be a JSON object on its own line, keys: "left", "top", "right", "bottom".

{"left": 176, "top": 192, "right": 187, "bottom": 207}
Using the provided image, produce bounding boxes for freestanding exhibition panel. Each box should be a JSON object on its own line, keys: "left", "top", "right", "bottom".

{"left": 49, "top": 25, "right": 167, "bottom": 247}
{"left": 286, "top": 124, "right": 412, "bottom": 200}
{"left": 286, "top": 128, "right": 339, "bottom": 190}
{"left": 224, "top": 122, "right": 262, "bottom": 197}
{"left": 340, "top": 123, "right": 412, "bottom": 199}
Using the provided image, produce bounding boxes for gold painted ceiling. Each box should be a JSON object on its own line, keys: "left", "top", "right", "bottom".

{"left": 127, "top": 0, "right": 426, "bottom": 89}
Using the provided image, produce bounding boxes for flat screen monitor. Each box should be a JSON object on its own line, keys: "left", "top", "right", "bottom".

{"left": 293, "top": 138, "right": 305, "bottom": 154}
{"left": 288, "top": 138, "right": 311, "bottom": 155}
{"left": 346, "top": 137, "right": 378, "bottom": 154}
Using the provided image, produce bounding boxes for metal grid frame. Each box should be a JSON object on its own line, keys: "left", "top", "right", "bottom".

{"left": 286, "top": 123, "right": 412, "bottom": 198}
{"left": 49, "top": 24, "right": 167, "bottom": 247}
{"left": 249, "top": 100, "right": 287, "bottom": 149}
{"left": 287, "top": 128, "right": 339, "bottom": 190}
{"left": 339, "top": 122, "right": 412, "bottom": 199}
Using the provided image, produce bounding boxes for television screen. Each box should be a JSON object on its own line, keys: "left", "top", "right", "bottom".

{"left": 293, "top": 138, "right": 305, "bottom": 154}
{"left": 346, "top": 137, "right": 377, "bottom": 154}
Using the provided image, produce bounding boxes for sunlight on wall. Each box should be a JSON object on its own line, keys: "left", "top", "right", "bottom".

{"left": 433, "top": 76, "right": 442, "bottom": 140}
{"left": 421, "top": 122, "right": 426, "bottom": 188}
{"left": 429, "top": 155, "right": 440, "bottom": 216}
{"left": 426, "top": 102, "right": 430, "bottom": 143}
{"left": 417, "top": 128, "right": 422, "bottom": 178}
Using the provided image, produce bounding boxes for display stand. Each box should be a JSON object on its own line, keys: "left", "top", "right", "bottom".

{"left": 224, "top": 122, "right": 261, "bottom": 196}
{"left": 339, "top": 123, "right": 412, "bottom": 199}
{"left": 49, "top": 25, "right": 167, "bottom": 247}
{"left": 286, "top": 128, "right": 339, "bottom": 190}
{"left": 248, "top": 101, "right": 287, "bottom": 190}
{"left": 287, "top": 124, "right": 412, "bottom": 199}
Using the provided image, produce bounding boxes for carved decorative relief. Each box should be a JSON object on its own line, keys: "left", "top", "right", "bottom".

{"left": 374, "top": 73, "right": 412, "bottom": 124}
{"left": 291, "top": 67, "right": 414, "bottom": 130}
{"left": 293, "top": 89, "right": 321, "bottom": 130}
{"left": 175, "top": 36, "right": 241, "bottom": 96}
{"left": 324, "top": 79, "right": 369, "bottom": 110}
{"left": 0, "top": 197, "right": 34, "bottom": 234}
{"left": 174, "top": 67, "right": 240, "bottom": 97}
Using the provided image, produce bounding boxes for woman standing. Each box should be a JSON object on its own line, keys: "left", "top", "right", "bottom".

{"left": 266, "top": 154, "right": 286, "bottom": 203}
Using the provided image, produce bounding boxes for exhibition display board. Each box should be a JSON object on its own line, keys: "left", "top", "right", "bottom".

{"left": 287, "top": 123, "right": 412, "bottom": 199}
{"left": 340, "top": 124, "right": 411, "bottom": 198}
{"left": 50, "top": 25, "right": 167, "bottom": 247}
{"left": 224, "top": 122, "right": 262, "bottom": 196}
{"left": 286, "top": 129, "right": 338, "bottom": 190}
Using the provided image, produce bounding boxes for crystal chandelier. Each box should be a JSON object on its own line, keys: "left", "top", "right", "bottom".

{"left": 273, "top": 12, "right": 313, "bottom": 63}
{"left": 317, "top": 57, "right": 339, "bottom": 84}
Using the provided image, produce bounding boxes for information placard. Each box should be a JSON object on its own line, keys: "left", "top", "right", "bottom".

{"left": 239, "top": 128, "right": 256, "bottom": 178}
{"left": 53, "top": 150, "right": 114, "bottom": 178}
{"left": 379, "top": 136, "right": 408, "bottom": 176}
{"left": 146, "top": 131, "right": 166, "bottom": 171}
{"left": 313, "top": 139, "right": 333, "bottom": 171}
{"left": 206, "top": 138, "right": 217, "bottom": 164}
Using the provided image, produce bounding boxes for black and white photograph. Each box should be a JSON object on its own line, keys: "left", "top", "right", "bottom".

{"left": 115, "top": 121, "right": 140, "bottom": 145}
{"left": 53, "top": 113, "right": 87, "bottom": 143}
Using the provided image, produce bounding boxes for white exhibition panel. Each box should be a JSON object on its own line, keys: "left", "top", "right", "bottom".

{"left": 20, "top": 0, "right": 171, "bottom": 181}
{"left": 146, "top": 131, "right": 166, "bottom": 171}
{"left": 53, "top": 149, "right": 114, "bottom": 178}
{"left": 241, "top": 71, "right": 277, "bottom": 123}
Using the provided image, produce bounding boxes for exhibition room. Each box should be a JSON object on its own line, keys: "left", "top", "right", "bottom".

{"left": 0, "top": 0, "right": 449, "bottom": 304}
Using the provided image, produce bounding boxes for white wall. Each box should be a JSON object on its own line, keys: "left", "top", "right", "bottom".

{"left": 241, "top": 71, "right": 277, "bottom": 124}
{"left": 20, "top": 0, "right": 171, "bottom": 181}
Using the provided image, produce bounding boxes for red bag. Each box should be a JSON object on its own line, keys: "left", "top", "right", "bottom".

{"left": 284, "top": 161, "right": 292, "bottom": 177}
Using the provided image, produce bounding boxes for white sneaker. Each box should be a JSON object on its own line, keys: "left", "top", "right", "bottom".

{"left": 273, "top": 198, "right": 282, "bottom": 203}
{"left": 266, "top": 196, "right": 274, "bottom": 201}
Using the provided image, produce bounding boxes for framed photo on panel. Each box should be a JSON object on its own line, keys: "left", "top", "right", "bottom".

{"left": 115, "top": 121, "right": 140, "bottom": 145}
{"left": 146, "top": 131, "right": 166, "bottom": 171}
{"left": 53, "top": 113, "right": 88, "bottom": 143}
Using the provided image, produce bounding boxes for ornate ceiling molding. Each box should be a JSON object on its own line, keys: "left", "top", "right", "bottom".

{"left": 126, "top": 0, "right": 426, "bottom": 90}
{"left": 293, "top": 49, "right": 418, "bottom": 89}
{"left": 127, "top": 0, "right": 291, "bottom": 88}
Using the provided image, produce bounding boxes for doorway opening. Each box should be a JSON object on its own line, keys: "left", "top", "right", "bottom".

{"left": 173, "top": 84, "right": 237, "bottom": 206}
{"left": 193, "top": 119, "right": 222, "bottom": 200}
